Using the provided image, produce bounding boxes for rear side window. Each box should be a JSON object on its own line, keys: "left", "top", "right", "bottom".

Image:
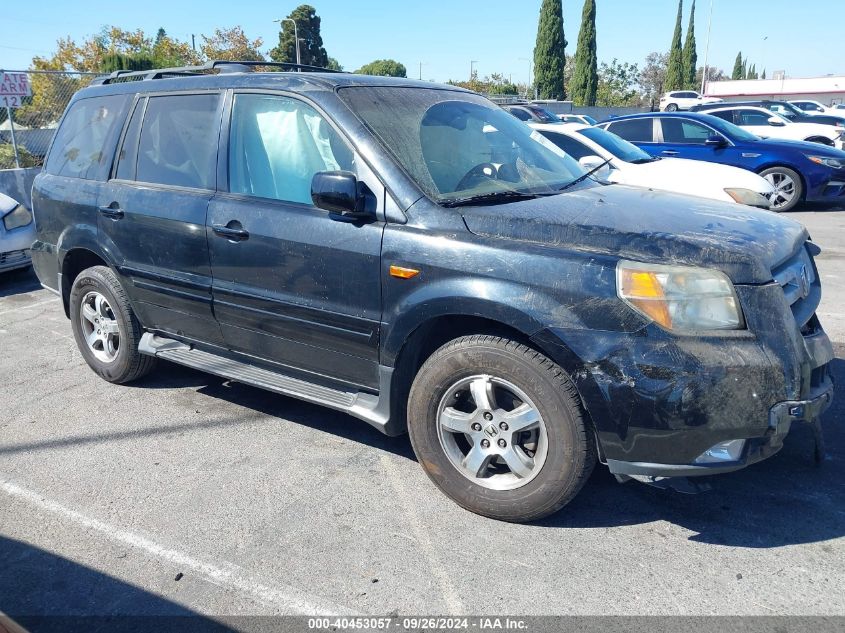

{"left": 605, "top": 118, "right": 654, "bottom": 143}
{"left": 539, "top": 131, "right": 594, "bottom": 160}
{"left": 508, "top": 108, "right": 531, "bottom": 121}
{"left": 661, "top": 118, "right": 713, "bottom": 143}
{"left": 136, "top": 94, "right": 220, "bottom": 189}
{"left": 45, "top": 95, "right": 128, "bottom": 180}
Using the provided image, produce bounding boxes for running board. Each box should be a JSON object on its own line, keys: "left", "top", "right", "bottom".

{"left": 139, "top": 333, "right": 399, "bottom": 435}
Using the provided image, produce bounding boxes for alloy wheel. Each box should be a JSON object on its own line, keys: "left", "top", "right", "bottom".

{"left": 436, "top": 374, "right": 549, "bottom": 491}
{"left": 79, "top": 291, "right": 121, "bottom": 363}
{"left": 764, "top": 171, "right": 796, "bottom": 210}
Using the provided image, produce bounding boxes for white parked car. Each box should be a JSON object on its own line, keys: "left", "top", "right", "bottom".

{"left": 0, "top": 192, "right": 35, "bottom": 273}
{"left": 659, "top": 90, "right": 722, "bottom": 112}
{"left": 558, "top": 114, "right": 599, "bottom": 126}
{"left": 704, "top": 106, "right": 845, "bottom": 149}
{"left": 528, "top": 122, "right": 774, "bottom": 208}
{"left": 789, "top": 100, "right": 837, "bottom": 115}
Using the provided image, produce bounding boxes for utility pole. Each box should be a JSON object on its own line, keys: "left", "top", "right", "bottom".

{"left": 419, "top": 61, "right": 426, "bottom": 80}
{"left": 700, "top": 0, "right": 714, "bottom": 95}
{"left": 274, "top": 18, "right": 301, "bottom": 67}
{"left": 191, "top": 34, "right": 196, "bottom": 51}
{"left": 470, "top": 60, "right": 478, "bottom": 82}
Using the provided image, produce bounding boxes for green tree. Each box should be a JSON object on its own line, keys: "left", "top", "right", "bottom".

{"left": 269, "top": 4, "right": 329, "bottom": 67}
{"left": 664, "top": 0, "right": 685, "bottom": 91}
{"left": 741, "top": 57, "right": 747, "bottom": 79}
{"left": 638, "top": 51, "right": 668, "bottom": 107}
{"left": 355, "top": 59, "right": 407, "bottom": 77}
{"left": 533, "top": 0, "right": 567, "bottom": 100}
{"left": 99, "top": 52, "right": 154, "bottom": 73}
{"left": 748, "top": 63, "right": 758, "bottom": 80}
{"left": 326, "top": 57, "right": 343, "bottom": 71}
{"left": 570, "top": 0, "right": 598, "bottom": 106}
{"left": 731, "top": 51, "right": 743, "bottom": 80}
{"left": 596, "top": 59, "right": 639, "bottom": 106}
{"left": 762, "top": 68, "right": 766, "bottom": 79}
{"left": 682, "top": 0, "right": 697, "bottom": 89}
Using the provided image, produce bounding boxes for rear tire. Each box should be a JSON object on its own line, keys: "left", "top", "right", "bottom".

{"left": 69, "top": 265, "right": 156, "bottom": 384}
{"left": 759, "top": 166, "right": 803, "bottom": 212}
{"left": 407, "top": 335, "right": 595, "bottom": 523}
{"left": 665, "top": 103, "right": 678, "bottom": 112}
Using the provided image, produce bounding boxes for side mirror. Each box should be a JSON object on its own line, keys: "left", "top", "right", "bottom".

{"left": 311, "top": 171, "right": 376, "bottom": 220}
{"left": 767, "top": 116, "right": 786, "bottom": 127}
{"left": 704, "top": 134, "right": 727, "bottom": 147}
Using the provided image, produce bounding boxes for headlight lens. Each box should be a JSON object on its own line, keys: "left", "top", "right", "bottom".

{"left": 724, "top": 187, "right": 772, "bottom": 208}
{"left": 807, "top": 155, "right": 845, "bottom": 169}
{"left": 617, "top": 261, "right": 743, "bottom": 332}
{"left": 2, "top": 204, "right": 32, "bottom": 231}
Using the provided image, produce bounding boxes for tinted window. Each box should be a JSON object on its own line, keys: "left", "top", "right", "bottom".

{"left": 737, "top": 109, "right": 774, "bottom": 126}
{"left": 661, "top": 118, "right": 713, "bottom": 143}
{"left": 45, "top": 95, "right": 128, "bottom": 180}
{"left": 115, "top": 99, "right": 144, "bottom": 181}
{"left": 709, "top": 110, "right": 735, "bottom": 123}
{"left": 136, "top": 94, "right": 220, "bottom": 189}
{"left": 605, "top": 118, "right": 654, "bottom": 143}
{"left": 508, "top": 107, "right": 532, "bottom": 121}
{"left": 228, "top": 94, "right": 354, "bottom": 204}
{"left": 579, "top": 127, "right": 653, "bottom": 163}
{"left": 539, "top": 131, "right": 594, "bottom": 160}
{"left": 528, "top": 107, "right": 562, "bottom": 123}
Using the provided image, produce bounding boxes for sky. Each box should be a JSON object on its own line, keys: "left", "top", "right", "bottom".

{"left": 0, "top": 0, "right": 841, "bottom": 83}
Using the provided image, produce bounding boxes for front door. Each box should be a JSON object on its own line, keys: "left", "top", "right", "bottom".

{"left": 99, "top": 92, "right": 224, "bottom": 344}
{"left": 208, "top": 92, "right": 384, "bottom": 389}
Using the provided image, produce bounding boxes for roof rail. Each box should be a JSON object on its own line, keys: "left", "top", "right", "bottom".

{"left": 92, "top": 60, "right": 341, "bottom": 85}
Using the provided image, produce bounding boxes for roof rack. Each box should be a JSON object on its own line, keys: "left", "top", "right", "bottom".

{"left": 92, "top": 60, "right": 341, "bottom": 85}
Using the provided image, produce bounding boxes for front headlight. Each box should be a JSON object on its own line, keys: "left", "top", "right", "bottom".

{"left": 617, "top": 260, "right": 744, "bottom": 332}
{"left": 807, "top": 155, "right": 845, "bottom": 169}
{"left": 2, "top": 204, "right": 32, "bottom": 231}
{"left": 724, "top": 187, "right": 772, "bottom": 208}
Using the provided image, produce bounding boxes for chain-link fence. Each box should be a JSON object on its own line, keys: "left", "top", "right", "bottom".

{"left": 1, "top": 70, "right": 103, "bottom": 169}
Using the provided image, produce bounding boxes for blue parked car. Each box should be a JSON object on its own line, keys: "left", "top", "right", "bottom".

{"left": 598, "top": 111, "right": 845, "bottom": 211}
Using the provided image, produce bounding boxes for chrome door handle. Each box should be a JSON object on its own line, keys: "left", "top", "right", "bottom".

{"left": 661, "top": 150, "right": 679, "bottom": 156}
{"left": 212, "top": 223, "right": 250, "bottom": 241}
{"left": 98, "top": 204, "right": 124, "bottom": 219}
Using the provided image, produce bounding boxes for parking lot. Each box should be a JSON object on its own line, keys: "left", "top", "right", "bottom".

{"left": 1, "top": 207, "right": 844, "bottom": 619}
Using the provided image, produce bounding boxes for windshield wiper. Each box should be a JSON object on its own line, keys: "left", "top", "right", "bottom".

{"left": 440, "top": 190, "right": 541, "bottom": 208}
{"left": 557, "top": 158, "right": 613, "bottom": 192}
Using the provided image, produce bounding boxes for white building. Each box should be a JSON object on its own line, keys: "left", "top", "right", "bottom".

{"left": 705, "top": 75, "right": 845, "bottom": 105}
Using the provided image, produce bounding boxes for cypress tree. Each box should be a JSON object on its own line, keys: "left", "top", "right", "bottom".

{"left": 731, "top": 51, "right": 743, "bottom": 80}
{"left": 533, "top": 0, "right": 567, "bottom": 100}
{"left": 570, "top": 0, "right": 598, "bottom": 106}
{"left": 741, "top": 57, "right": 747, "bottom": 79}
{"left": 681, "top": 0, "right": 697, "bottom": 89}
{"left": 664, "top": 0, "right": 685, "bottom": 92}
{"left": 748, "top": 63, "right": 757, "bottom": 80}
{"left": 762, "top": 68, "right": 766, "bottom": 79}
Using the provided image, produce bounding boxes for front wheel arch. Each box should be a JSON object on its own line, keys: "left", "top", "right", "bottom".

{"left": 804, "top": 136, "right": 834, "bottom": 146}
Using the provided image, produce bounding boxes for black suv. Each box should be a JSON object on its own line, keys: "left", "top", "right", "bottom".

{"left": 31, "top": 61, "right": 834, "bottom": 522}
{"left": 690, "top": 99, "right": 845, "bottom": 129}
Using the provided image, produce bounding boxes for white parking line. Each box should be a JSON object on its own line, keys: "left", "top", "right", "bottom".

{"left": 0, "top": 297, "right": 59, "bottom": 317}
{"left": 0, "top": 478, "right": 354, "bottom": 616}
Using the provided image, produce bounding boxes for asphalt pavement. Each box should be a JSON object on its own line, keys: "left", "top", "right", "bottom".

{"left": 1, "top": 205, "right": 843, "bottom": 619}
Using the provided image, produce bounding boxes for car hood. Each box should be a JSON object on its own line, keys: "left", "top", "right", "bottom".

{"left": 461, "top": 184, "right": 808, "bottom": 284}
{"left": 617, "top": 157, "right": 774, "bottom": 195}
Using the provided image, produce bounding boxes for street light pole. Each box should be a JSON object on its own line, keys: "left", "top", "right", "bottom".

{"left": 274, "top": 18, "right": 301, "bottom": 67}
{"left": 470, "top": 60, "right": 478, "bottom": 82}
{"left": 700, "top": 0, "right": 714, "bottom": 95}
{"left": 519, "top": 57, "right": 533, "bottom": 98}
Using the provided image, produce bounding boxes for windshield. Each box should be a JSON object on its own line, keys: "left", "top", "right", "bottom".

{"left": 577, "top": 127, "right": 653, "bottom": 163}
{"left": 338, "top": 87, "right": 585, "bottom": 204}
{"left": 581, "top": 115, "right": 598, "bottom": 125}
{"left": 531, "top": 107, "right": 563, "bottom": 123}
{"left": 701, "top": 114, "right": 762, "bottom": 142}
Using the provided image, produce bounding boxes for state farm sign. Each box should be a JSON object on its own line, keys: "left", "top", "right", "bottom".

{"left": 0, "top": 72, "right": 31, "bottom": 108}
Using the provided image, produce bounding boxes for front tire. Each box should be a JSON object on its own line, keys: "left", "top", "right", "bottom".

{"left": 665, "top": 103, "right": 678, "bottom": 112}
{"left": 759, "top": 166, "right": 803, "bottom": 212}
{"left": 69, "top": 265, "right": 156, "bottom": 383}
{"left": 407, "top": 335, "right": 595, "bottom": 522}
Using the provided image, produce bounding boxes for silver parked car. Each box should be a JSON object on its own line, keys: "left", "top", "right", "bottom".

{"left": 0, "top": 192, "right": 35, "bottom": 273}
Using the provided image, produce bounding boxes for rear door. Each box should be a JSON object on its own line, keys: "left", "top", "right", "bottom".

{"left": 207, "top": 91, "right": 384, "bottom": 389}
{"left": 98, "top": 92, "right": 224, "bottom": 344}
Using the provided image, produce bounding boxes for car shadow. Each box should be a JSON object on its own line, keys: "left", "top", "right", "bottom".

{"left": 0, "top": 266, "right": 41, "bottom": 298}
{"left": 0, "top": 535, "right": 234, "bottom": 631}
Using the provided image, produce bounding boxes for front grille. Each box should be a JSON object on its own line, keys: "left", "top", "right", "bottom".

{"left": 0, "top": 249, "right": 30, "bottom": 266}
{"left": 771, "top": 244, "right": 819, "bottom": 329}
